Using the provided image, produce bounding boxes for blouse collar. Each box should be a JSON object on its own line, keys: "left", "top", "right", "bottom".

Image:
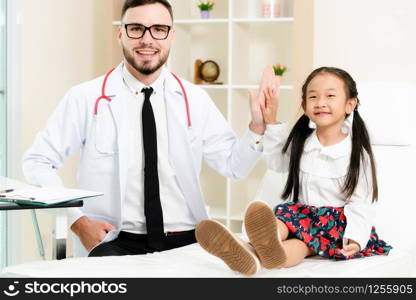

{"left": 304, "top": 130, "right": 352, "bottom": 159}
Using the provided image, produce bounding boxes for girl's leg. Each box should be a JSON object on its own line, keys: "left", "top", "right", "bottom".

{"left": 282, "top": 238, "right": 314, "bottom": 267}
{"left": 276, "top": 218, "right": 289, "bottom": 241}
{"left": 276, "top": 218, "right": 314, "bottom": 267}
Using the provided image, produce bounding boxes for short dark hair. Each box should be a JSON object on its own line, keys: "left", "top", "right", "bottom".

{"left": 121, "top": 0, "right": 173, "bottom": 21}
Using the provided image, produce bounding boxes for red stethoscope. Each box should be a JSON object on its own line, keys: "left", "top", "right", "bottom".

{"left": 93, "top": 68, "right": 192, "bottom": 127}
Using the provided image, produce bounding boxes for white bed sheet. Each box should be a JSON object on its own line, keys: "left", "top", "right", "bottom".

{"left": 2, "top": 242, "right": 414, "bottom": 278}
{"left": 3, "top": 124, "right": 415, "bottom": 278}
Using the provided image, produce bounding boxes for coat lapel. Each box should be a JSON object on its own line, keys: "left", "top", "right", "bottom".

{"left": 102, "top": 64, "right": 130, "bottom": 221}
{"left": 164, "top": 73, "right": 208, "bottom": 221}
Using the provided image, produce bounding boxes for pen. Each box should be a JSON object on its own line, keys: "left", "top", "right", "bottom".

{"left": 0, "top": 195, "right": 35, "bottom": 200}
{"left": 5, "top": 199, "right": 36, "bottom": 203}
{"left": 0, "top": 189, "right": 14, "bottom": 194}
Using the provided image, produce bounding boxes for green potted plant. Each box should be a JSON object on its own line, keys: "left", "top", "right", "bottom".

{"left": 197, "top": 1, "right": 215, "bottom": 19}
{"left": 273, "top": 64, "right": 287, "bottom": 76}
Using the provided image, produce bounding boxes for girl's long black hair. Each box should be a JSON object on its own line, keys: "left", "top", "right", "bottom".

{"left": 281, "top": 67, "right": 378, "bottom": 202}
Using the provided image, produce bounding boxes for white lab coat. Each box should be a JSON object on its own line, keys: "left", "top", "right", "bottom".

{"left": 22, "top": 63, "right": 262, "bottom": 256}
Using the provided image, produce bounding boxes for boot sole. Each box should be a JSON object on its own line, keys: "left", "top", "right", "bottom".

{"left": 245, "top": 201, "right": 287, "bottom": 269}
{"left": 196, "top": 220, "right": 259, "bottom": 275}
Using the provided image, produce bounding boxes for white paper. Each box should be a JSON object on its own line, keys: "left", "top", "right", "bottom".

{"left": 0, "top": 187, "right": 103, "bottom": 204}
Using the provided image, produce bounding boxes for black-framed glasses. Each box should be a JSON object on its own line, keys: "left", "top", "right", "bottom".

{"left": 124, "top": 23, "right": 172, "bottom": 40}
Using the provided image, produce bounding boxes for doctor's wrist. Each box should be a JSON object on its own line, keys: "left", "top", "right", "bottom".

{"left": 70, "top": 216, "right": 90, "bottom": 235}
{"left": 249, "top": 122, "right": 265, "bottom": 135}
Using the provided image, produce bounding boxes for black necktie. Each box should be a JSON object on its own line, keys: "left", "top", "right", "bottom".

{"left": 141, "top": 87, "right": 164, "bottom": 250}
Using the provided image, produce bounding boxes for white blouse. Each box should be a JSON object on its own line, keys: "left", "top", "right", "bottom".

{"left": 263, "top": 122, "right": 375, "bottom": 250}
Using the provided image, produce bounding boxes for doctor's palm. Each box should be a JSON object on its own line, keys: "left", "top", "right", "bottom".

{"left": 249, "top": 89, "right": 265, "bottom": 125}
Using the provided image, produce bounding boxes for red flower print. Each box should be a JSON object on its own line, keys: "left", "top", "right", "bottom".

{"left": 287, "top": 205, "right": 298, "bottom": 213}
{"left": 299, "top": 218, "right": 311, "bottom": 231}
{"left": 301, "top": 231, "right": 313, "bottom": 243}
{"left": 301, "top": 208, "right": 310, "bottom": 215}
{"left": 320, "top": 237, "right": 330, "bottom": 251}
{"left": 319, "top": 215, "right": 328, "bottom": 225}
{"left": 329, "top": 227, "right": 339, "bottom": 239}
{"left": 286, "top": 222, "right": 297, "bottom": 233}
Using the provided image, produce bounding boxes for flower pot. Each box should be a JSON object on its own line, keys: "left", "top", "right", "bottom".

{"left": 200, "top": 10, "right": 210, "bottom": 19}
{"left": 262, "top": 0, "right": 281, "bottom": 18}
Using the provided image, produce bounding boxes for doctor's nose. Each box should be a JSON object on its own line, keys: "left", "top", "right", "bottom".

{"left": 141, "top": 29, "right": 154, "bottom": 43}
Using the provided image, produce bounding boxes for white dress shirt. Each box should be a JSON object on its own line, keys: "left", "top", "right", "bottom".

{"left": 121, "top": 66, "right": 262, "bottom": 234}
{"left": 262, "top": 122, "right": 375, "bottom": 249}
{"left": 122, "top": 66, "right": 196, "bottom": 233}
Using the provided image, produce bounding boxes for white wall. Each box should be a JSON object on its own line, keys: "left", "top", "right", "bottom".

{"left": 8, "top": 0, "right": 119, "bottom": 265}
{"left": 313, "top": 0, "right": 416, "bottom": 84}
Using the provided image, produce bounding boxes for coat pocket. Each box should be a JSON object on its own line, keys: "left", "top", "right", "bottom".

{"left": 90, "top": 103, "right": 118, "bottom": 156}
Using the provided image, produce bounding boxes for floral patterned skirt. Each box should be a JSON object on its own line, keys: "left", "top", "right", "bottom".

{"left": 273, "top": 202, "right": 392, "bottom": 260}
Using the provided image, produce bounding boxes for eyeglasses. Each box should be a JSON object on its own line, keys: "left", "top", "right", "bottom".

{"left": 123, "top": 23, "right": 172, "bottom": 40}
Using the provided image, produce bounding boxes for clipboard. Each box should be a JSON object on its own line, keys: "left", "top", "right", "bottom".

{"left": 0, "top": 187, "right": 103, "bottom": 207}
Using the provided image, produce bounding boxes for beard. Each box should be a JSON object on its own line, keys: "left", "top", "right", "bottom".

{"left": 123, "top": 44, "right": 170, "bottom": 75}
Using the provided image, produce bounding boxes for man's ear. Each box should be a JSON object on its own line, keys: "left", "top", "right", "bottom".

{"left": 170, "top": 27, "right": 176, "bottom": 43}
{"left": 117, "top": 26, "right": 123, "bottom": 45}
{"left": 346, "top": 97, "right": 358, "bottom": 114}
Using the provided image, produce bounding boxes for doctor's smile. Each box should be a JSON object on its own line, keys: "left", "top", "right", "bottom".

{"left": 135, "top": 47, "right": 159, "bottom": 58}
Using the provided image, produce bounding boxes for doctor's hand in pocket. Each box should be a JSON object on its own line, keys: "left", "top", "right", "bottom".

{"left": 71, "top": 216, "right": 116, "bottom": 251}
{"left": 248, "top": 65, "right": 281, "bottom": 134}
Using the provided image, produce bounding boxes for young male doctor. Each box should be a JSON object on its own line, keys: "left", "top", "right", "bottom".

{"left": 23, "top": 0, "right": 277, "bottom": 257}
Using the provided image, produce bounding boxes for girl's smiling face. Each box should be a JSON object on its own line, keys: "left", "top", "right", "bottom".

{"left": 303, "top": 73, "right": 357, "bottom": 132}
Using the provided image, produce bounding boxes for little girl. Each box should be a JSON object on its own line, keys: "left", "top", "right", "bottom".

{"left": 195, "top": 67, "right": 392, "bottom": 275}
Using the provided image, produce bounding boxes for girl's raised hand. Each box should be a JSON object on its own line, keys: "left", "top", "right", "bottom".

{"left": 248, "top": 66, "right": 281, "bottom": 134}
{"left": 261, "top": 77, "right": 280, "bottom": 125}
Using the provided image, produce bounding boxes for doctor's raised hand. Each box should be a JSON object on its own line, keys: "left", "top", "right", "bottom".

{"left": 249, "top": 66, "right": 281, "bottom": 134}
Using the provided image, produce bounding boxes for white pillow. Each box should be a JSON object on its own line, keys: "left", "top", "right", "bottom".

{"left": 356, "top": 82, "right": 416, "bottom": 146}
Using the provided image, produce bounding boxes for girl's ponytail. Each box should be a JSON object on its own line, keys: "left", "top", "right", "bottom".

{"left": 281, "top": 114, "right": 313, "bottom": 202}
{"left": 344, "top": 110, "right": 378, "bottom": 202}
